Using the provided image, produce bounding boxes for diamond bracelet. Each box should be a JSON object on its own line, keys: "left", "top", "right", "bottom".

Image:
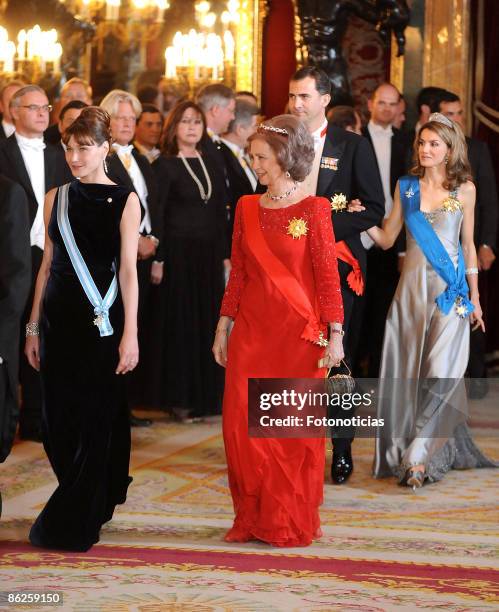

{"left": 465, "top": 267, "right": 479, "bottom": 275}
{"left": 25, "top": 321, "right": 40, "bottom": 337}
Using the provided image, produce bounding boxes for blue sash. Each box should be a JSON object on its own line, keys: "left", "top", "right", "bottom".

{"left": 56, "top": 183, "right": 118, "bottom": 336}
{"left": 399, "top": 175, "right": 473, "bottom": 317}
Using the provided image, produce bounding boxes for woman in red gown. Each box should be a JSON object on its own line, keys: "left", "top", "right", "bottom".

{"left": 213, "top": 115, "right": 344, "bottom": 547}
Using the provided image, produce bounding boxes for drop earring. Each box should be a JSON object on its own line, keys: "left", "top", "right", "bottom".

{"left": 103, "top": 158, "right": 108, "bottom": 173}
{"left": 444, "top": 156, "right": 449, "bottom": 164}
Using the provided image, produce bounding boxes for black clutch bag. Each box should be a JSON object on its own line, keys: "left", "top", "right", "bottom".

{"left": 325, "top": 360, "right": 355, "bottom": 395}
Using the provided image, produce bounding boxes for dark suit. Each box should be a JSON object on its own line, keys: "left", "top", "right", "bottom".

{"left": 0, "top": 177, "right": 31, "bottom": 468}
{"left": 360, "top": 125, "right": 409, "bottom": 376}
{"left": 466, "top": 136, "right": 499, "bottom": 378}
{"left": 316, "top": 125, "right": 384, "bottom": 357}
{"left": 219, "top": 140, "right": 264, "bottom": 246}
{"left": 316, "top": 125, "right": 384, "bottom": 452}
{"left": 44, "top": 123, "right": 61, "bottom": 146}
{"left": 200, "top": 134, "right": 231, "bottom": 237}
{"left": 106, "top": 148, "right": 163, "bottom": 405}
{"left": 0, "top": 134, "right": 68, "bottom": 437}
{"left": 0, "top": 119, "right": 7, "bottom": 140}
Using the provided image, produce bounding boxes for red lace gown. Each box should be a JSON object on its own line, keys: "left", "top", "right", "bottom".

{"left": 220, "top": 194, "right": 343, "bottom": 547}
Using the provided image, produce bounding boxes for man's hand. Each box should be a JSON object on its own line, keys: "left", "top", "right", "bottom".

{"left": 138, "top": 235, "right": 157, "bottom": 260}
{"left": 477, "top": 245, "right": 496, "bottom": 271}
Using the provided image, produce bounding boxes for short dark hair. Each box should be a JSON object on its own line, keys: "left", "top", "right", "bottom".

{"left": 196, "top": 84, "right": 235, "bottom": 113}
{"left": 290, "top": 66, "right": 331, "bottom": 96}
{"left": 59, "top": 99, "right": 88, "bottom": 122}
{"left": 138, "top": 103, "right": 162, "bottom": 122}
{"left": 430, "top": 90, "right": 461, "bottom": 113}
{"left": 416, "top": 86, "right": 446, "bottom": 114}
{"left": 161, "top": 100, "right": 207, "bottom": 157}
{"left": 248, "top": 114, "right": 315, "bottom": 182}
{"left": 62, "top": 106, "right": 112, "bottom": 147}
{"left": 137, "top": 85, "right": 159, "bottom": 105}
{"left": 227, "top": 99, "right": 259, "bottom": 134}
{"left": 327, "top": 105, "right": 358, "bottom": 130}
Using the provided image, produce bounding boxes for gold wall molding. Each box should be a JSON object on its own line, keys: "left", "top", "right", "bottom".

{"left": 423, "top": 0, "right": 471, "bottom": 131}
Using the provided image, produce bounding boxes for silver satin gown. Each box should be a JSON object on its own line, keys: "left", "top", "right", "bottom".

{"left": 373, "top": 202, "right": 496, "bottom": 481}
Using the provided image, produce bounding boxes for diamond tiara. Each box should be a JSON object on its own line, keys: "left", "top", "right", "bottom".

{"left": 428, "top": 112, "right": 455, "bottom": 129}
{"left": 257, "top": 124, "right": 289, "bottom": 135}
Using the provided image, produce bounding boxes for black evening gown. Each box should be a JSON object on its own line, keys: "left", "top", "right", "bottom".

{"left": 147, "top": 154, "right": 227, "bottom": 417}
{"left": 29, "top": 181, "right": 133, "bottom": 552}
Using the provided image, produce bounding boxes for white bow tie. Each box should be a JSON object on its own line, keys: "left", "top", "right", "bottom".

{"left": 17, "top": 135, "right": 46, "bottom": 153}
{"left": 113, "top": 143, "right": 134, "bottom": 156}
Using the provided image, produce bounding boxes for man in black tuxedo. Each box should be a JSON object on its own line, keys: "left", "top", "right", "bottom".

{"left": 360, "top": 83, "right": 408, "bottom": 377}
{"left": 53, "top": 100, "right": 89, "bottom": 184}
{"left": 0, "top": 80, "right": 25, "bottom": 140}
{"left": 0, "top": 176, "right": 31, "bottom": 512}
{"left": 289, "top": 67, "right": 384, "bottom": 484}
{"left": 219, "top": 99, "right": 260, "bottom": 246}
{"left": 196, "top": 84, "right": 235, "bottom": 236}
{"left": 433, "top": 90, "right": 498, "bottom": 395}
{"left": 0, "top": 85, "right": 68, "bottom": 441}
{"left": 100, "top": 90, "right": 163, "bottom": 425}
{"left": 44, "top": 77, "right": 93, "bottom": 146}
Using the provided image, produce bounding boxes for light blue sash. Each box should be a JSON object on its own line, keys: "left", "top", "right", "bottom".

{"left": 56, "top": 183, "right": 118, "bottom": 336}
{"left": 399, "top": 175, "right": 473, "bottom": 317}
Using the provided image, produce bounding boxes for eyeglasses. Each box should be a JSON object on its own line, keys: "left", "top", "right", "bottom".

{"left": 114, "top": 116, "right": 137, "bottom": 124}
{"left": 20, "top": 104, "right": 53, "bottom": 113}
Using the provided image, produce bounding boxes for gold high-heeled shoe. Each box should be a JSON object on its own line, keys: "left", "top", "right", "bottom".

{"left": 406, "top": 469, "right": 425, "bottom": 491}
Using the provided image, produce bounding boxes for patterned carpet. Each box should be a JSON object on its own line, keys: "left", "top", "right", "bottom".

{"left": 1, "top": 408, "right": 498, "bottom": 611}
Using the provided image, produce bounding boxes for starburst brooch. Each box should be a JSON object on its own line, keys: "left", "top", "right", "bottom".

{"left": 442, "top": 197, "right": 462, "bottom": 214}
{"left": 330, "top": 193, "right": 347, "bottom": 212}
{"left": 287, "top": 217, "right": 308, "bottom": 239}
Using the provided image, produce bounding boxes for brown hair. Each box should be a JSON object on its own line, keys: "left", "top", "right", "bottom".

{"left": 161, "top": 100, "right": 207, "bottom": 157}
{"left": 411, "top": 119, "right": 472, "bottom": 191}
{"left": 248, "top": 114, "right": 315, "bottom": 182}
{"left": 61, "top": 106, "right": 112, "bottom": 147}
{"left": 327, "top": 105, "right": 358, "bottom": 130}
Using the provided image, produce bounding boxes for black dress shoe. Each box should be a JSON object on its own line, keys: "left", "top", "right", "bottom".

{"left": 331, "top": 449, "right": 353, "bottom": 484}
{"left": 468, "top": 378, "right": 489, "bottom": 400}
{"left": 130, "top": 414, "right": 152, "bottom": 427}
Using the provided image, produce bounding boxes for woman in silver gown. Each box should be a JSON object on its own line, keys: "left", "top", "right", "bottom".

{"left": 365, "top": 112, "right": 495, "bottom": 488}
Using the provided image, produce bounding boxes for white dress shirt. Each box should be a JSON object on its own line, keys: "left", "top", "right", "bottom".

{"left": 113, "top": 143, "right": 151, "bottom": 234}
{"left": 16, "top": 133, "right": 46, "bottom": 250}
{"left": 302, "top": 119, "right": 328, "bottom": 197}
{"left": 220, "top": 137, "right": 258, "bottom": 192}
{"left": 2, "top": 119, "right": 15, "bottom": 138}
{"left": 361, "top": 120, "right": 393, "bottom": 249}
{"left": 133, "top": 141, "right": 160, "bottom": 164}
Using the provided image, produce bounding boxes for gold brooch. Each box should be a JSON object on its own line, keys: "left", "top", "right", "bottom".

{"left": 331, "top": 193, "right": 347, "bottom": 212}
{"left": 287, "top": 217, "right": 308, "bottom": 239}
{"left": 442, "top": 197, "right": 462, "bottom": 213}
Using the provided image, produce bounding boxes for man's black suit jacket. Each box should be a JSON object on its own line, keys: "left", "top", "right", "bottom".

{"left": 316, "top": 124, "right": 384, "bottom": 283}
{"left": 0, "top": 134, "right": 68, "bottom": 229}
{"left": 218, "top": 141, "right": 265, "bottom": 244}
{"left": 361, "top": 125, "right": 408, "bottom": 197}
{"left": 106, "top": 148, "right": 164, "bottom": 257}
{"left": 466, "top": 136, "right": 498, "bottom": 251}
{"left": 0, "top": 116, "right": 6, "bottom": 140}
{"left": 0, "top": 176, "right": 31, "bottom": 462}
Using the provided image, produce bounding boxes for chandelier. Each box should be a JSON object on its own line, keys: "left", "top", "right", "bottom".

{"left": 163, "top": 0, "right": 239, "bottom": 91}
{"left": 0, "top": 25, "right": 63, "bottom": 78}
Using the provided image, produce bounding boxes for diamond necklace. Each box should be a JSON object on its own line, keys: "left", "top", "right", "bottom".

{"left": 265, "top": 181, "right": 299, "bottom": 201}
{"left": 179, "top": 151, "right": 212, "bottom": 203}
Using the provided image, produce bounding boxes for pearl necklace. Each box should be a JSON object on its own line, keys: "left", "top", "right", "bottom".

{"left": 179, "top": 151, "right": 212, "bottom": 203}
{"left": 265, "top": 181, "right": 298, "bottom": 201}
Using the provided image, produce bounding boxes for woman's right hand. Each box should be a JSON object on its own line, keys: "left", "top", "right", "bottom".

{"left": 25, "top": 336, "right": 40, "bottom": 371}
{"left": 150, "top": 261, "right": 164, "bottom": 285}
{"left": 212, "top": 329, "right": 228, "bottom": 367}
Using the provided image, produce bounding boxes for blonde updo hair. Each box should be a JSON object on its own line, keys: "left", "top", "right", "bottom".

{"left": 248, "top": 114, "right": 315, "bottom": 182}
{"left": 411, "top": 118, "right": 472, "bottom": 191}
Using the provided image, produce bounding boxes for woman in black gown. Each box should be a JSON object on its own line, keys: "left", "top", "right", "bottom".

{"left": 25, "top": 107, "right": 141, "bottom": 551}
{"left": 149, "top": 101, "right": 229, "bottom": 419}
